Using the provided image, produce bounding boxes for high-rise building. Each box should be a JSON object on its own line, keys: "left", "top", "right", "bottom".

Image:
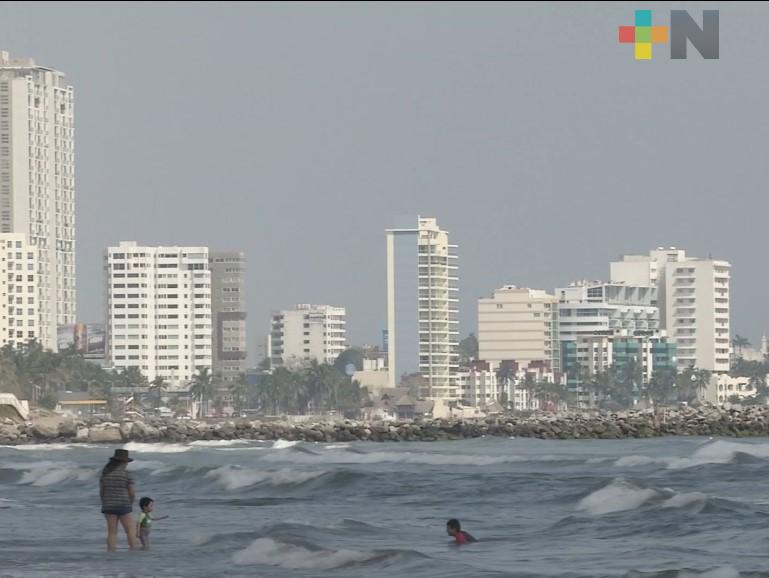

{"left": 477, "top": 286, "right": 559, "bottom": 372}
{"left": 386, "top": 217, "right": 458, "bottom": 399}
{"left": 556, "top": 281, "right": 659, "bottom": 342}
{"left": 0, "top": 51, "right": 76, "bottom": 350}
{"left": 611, "top": 248, "right": 730, "bottom": 373}
{"left": 663, "top": 259, "right": 730, "bottom": 373}
{"left": 209, "top": 252, "right": 247, "bottom": 383}
{"left": 270, "top": 304, "right": 346, "bottom": 368}
{"left": 560, "top": 334, "right": 676, "bottom": 386}
{"left": 105, "top": 242, "right": 212, "bottom": 384}
{"left": 0, "top": 233, "right": 39, "bottom": 348}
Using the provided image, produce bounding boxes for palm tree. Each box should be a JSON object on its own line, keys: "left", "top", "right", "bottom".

{"left": 677, "top": 366, "right": 712, "bottom": 405}
{"left": 190, "top": 368, "right": 214, "bottom": 418}
{"left": 495, "top": 362, "right": 517, "bottom": 409}
{"left": 647, "top": 367, "right": 677, "bottom": 407}
{"left": 589, "top": 369, "right": 615, "bottom": 408}
{"left": 147, "top": 376, "right": 167, "bottom": 410}
{"left": 732, "top": 334, "right": 751, "bottom": 359}
{"left": 748, "top": 369, "right": 768, "bottom": 404}
{"left": 228, "top": 373, "right": 252, "bottom": 414}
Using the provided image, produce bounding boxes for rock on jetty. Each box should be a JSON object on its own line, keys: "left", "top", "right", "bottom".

{"left": 3, "top": 406, "right": 769, "bottom": 446}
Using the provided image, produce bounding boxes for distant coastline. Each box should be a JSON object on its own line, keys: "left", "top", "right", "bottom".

{"left": 3, "top": 406, "right": 769, "bottom": 445}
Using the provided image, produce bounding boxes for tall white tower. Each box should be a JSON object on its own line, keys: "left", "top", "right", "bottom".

{"left": 386, "top": 217, "right": 459, "bottom": 400}
{"left": 0, "top": 51, "right": 76, "bottom": 350}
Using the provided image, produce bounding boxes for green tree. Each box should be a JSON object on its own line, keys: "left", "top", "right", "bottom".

{"left": 191, "top": 367, "right": 214, "bottom": 418}
{"left": 458, "top": 333, "right": 479, "bottom": 365}
{"left": 647, "top": 367, "right": 677, "bottom": 407}
{"left": 677, "top": 366, "right": 712, "bottom": 405}
{"left": 144, "top": 376, "right": 167, "bottom": 410}
{"left": 333, "top": 348, "right": 365, "bottom": 375}
{"left": 228, "top": 373, "right": 252, "bottom": 414}
{"left": 732, "top": 334, "right": 751, "bottom": 359}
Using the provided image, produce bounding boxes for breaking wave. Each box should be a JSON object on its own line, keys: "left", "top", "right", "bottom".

{"left": 624, "top": 568, "right": 769, "bottom": 578}
{"left": 0, "top": 461, "right": 98, "bottom": 487}
{"left": 616, "top": 441, "right": 769, "bottom": 470}
{"left": 205, "top": 466, "right": 333, "bottom": 490}
{"left": 122, "top": 442, "right": 192, "bottom": 453}
{"left": 232, "top": 537, "right": 422, "bottom": 569}
{"left": 576, "top": 479, "right": 747, "bottom": 516}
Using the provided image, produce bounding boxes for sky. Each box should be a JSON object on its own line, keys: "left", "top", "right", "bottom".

{"left": 1, "top": 1, "right": 767, "bottom": 361}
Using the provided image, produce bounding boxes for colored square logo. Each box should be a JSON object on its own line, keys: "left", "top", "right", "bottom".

{"left": 618, "top": 11, "right": 669, "bottom": 60}
{"left": 635, "top": 43, "right": 652, "bottom": 60}
{"left": 652, "top": 26, "right": 668, "bottom": 44}
{"left": 618, "top": 26, "right": 635, "bottom": 43}
{"left": 635, "top": 26, "right": 651, "bottom": 42}
{"left": 635, "top": 10, "right": 652, "bottom": 27}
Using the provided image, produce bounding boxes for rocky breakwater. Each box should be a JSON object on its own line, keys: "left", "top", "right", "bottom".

{"left": 4, "top": 406, "right": 769, "bottom": 446}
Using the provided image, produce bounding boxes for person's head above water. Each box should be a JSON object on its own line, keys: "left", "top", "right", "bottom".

{"left": 139, "top": 497, "right": 154, "bottom": 512}
{"left": 446, "top": 519, "right": 461, "bottom": 536}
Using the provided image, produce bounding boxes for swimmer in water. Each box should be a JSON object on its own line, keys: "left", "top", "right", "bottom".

{"left": 446, "top": 519, "right": 477, "bottom": 545}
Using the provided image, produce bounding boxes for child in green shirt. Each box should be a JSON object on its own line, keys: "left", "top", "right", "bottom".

{"left": 137, "top": 496, "right": 169, "bottom": 550}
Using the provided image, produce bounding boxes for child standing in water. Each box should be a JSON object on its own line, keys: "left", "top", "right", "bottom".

{"left": 137, "top": 497, "right": 169, "bottom": 550}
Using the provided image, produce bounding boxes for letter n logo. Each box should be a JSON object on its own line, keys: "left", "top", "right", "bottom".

{"left": 670, "top": 10, "right": 719, "bottom": 59}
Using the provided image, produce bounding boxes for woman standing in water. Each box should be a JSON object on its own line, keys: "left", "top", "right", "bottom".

{"left": 99, "top": 449, "right": 138, "bottom": 551}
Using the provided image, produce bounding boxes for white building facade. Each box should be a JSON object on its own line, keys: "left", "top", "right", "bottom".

{"left": 105, "top": 242, "right": 212, "bottom": 384}
{"left": 611, "top": 248, "right": 731, "bottom": 373}
{"left": 0, "top": 51, "right": 76, "bottom": 350}
{"left": 477, "top": 286, "right": 559, "bottom": 372}
{"left": 386, "top": 217, "right": 459, "bottom": 399}
{"left": 556, "top": 282, "right": 659, "bottom": 341}
{"left": 0, "top": 233, "right": 38, "bottom": 347}
{"left": 270, "top": 304, "right": 346, "bottom": 368}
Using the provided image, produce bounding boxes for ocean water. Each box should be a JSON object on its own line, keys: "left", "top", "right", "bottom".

{"left": 2, "top": 436, "right": 769, "bottom": 577}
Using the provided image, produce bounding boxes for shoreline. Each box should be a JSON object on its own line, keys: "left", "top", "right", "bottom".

{"left": 2, "top": 406, "right": 769, "bottom": 445}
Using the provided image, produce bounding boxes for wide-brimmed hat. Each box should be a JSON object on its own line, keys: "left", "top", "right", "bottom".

{"left": 110, "top": 449, "right": 133, "bottom": 463}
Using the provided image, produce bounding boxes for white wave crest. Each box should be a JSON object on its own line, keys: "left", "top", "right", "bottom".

{"left": 272, "top": 439, "right": 300, "bottom": 449}
{"left": 673, "top": 568, "right": 742, "bottom": 578}
{"left": 262, "top": 449, "right": 525, "bottom": 467}
{"left": 233, "top": 538, "right": 375, "bottom": 569}
{"left": 2, "top": 443, "right": 99, "bottom": 451}
{"left": 205, "top": 466, "right": 327, "bottom": 490}
{"left": 189, "top": 439, "right": 251, "bottom": 448}
{"left": 616, "top": 441, "right": 769, "bottom": 471}
{"left": 122, "top": 442, "right": 191, "bottom": 454}
{"left": 14, "top": 461, "right": 97, "bottom": 487}
{"left": 586, "top": 457, "right": 612, "bottom": 464}
{"left": 615, "top": 455, "right": 664, "bottom": 468}
{"left": 661, "top": 491, "right": 708, "bottom": 510}
{"left": 577, "top": 479, "right": 658, "bottom": 515}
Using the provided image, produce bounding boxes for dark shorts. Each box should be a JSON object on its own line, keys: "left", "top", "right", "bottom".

{"left": 102, "top": 506, "right": 132, "bottom": 517}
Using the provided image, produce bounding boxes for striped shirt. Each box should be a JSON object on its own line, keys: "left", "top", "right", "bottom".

{"left": 100, "top": 467, "right": 134, "bottom": 510}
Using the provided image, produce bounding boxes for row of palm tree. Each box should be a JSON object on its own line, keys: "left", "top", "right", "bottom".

{"left": 184, "top": 360, "right": 366, "bottom": 418}
{"left": 0, "top": 340, "right": 134, "bottom": 409}
{"left": 494, "top": 361, "right": 718, "bottom": 410}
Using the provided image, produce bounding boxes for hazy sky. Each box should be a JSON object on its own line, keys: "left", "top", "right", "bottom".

{"left": 2, "top": 1, "right": 767, "bottom": 359}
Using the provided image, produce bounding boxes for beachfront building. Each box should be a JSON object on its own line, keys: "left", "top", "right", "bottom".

{"left": 556, "top": 281, "right": 659, "bottom": 341}
{"left": 105, "top": 242, "right": 212, "bottom": 385}
{"left": 386, "top": 216, "right": 459, "bottom": 400}
{"left": 0, "top": 51, "right": 76, "bottom": 350}
{"left": 0, "top": 233, "right": 39, "bottom": 348}
{"left": 270, "top": 304, "right": 347, "bottom": 368}
{"left": 209, "top": 252, "right": 247, "bottom": 383}
{"left": 477, "top": 285, "right": 559, "bottom": 373}
{"left": 611, "top": 248, "right": 731, "bottom": 373}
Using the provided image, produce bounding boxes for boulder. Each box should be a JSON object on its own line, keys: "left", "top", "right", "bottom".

{"left": 58, "top": 419, "right": 78, "bottom": 438}
{"left": 88, "top": 426, "right": 122, "bottom": 443}
{"left": 31, "top": 422, "right": 59, "bottom": 439}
